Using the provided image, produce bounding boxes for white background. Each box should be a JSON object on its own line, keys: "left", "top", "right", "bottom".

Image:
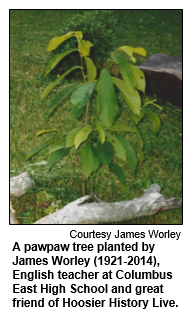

{"left": 4, "top": 2, "right": 188, "bottom": 323}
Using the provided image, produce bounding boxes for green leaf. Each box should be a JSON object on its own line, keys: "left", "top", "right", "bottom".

{"left": 81, "top": 144, "right": 94, "bottom": 178}
{"left": 79, "top": 39, "right": 93, "bottom": 56}
{"left": 105, "top": 131, "right": 126, "bottom": 161}
{"left": 103, "top": 130, "right": 114, "bottom": 143}
{"left": 130, "top": 65, "right": 146, "bottom": 93}
{"left": 112, "top": 77, "right": 141, "bottom": 115}
{"left": 108, "top": 125, "right": 137, "bottom": 133}
{"left": 25, "top": 139, "right": 57, "bottom": 161}
{"left": 139, "top": 150, "right": 145, "bottom": 164}
{"left": 70, "top": 82, "right": 96, "bottom": 109}
{"left": 46, "top": 49, "right": 78, "bottom": 75}
{"left": 96, "top": 140, "right": 114, "bottom": 167}
{"left": 44, "top": 83, "right": 81, "bottom": 121}
{"left": 70, "top": 142, "right": 87, "bottom": 155}
{"left": 36, "top": 129, "right": 59, "bottom": 136}
{"left": 84, "top": 56, "right": 97, "bottom": 81}
{"left": 114, "top": 133, "right": 138, "bottom": 174}
{"left": 112, "top": 55, "right": 137, "bottom": 91}
{"left": 71, "top": 105, "right": 84, "bottom": 119}
{"left": 144, "top": 108, "right": 161, "bottom": 134}
{"left": 96, "top": 122, "right": 105, "bottom": 143}
{"left": 98, "top": 69, "right": 119, "bottom": 127}
{"left": 48, "top": 138, "right": 66, "bottom": 154}
{"left": 74, "top": 124, "right": 92, "bottom": 149}
{"left": 109, "top": 162, "right": 126, "bottom": 185}
{"left": 47, "top": 148, "right": 68, "bottom": 171}
{"left": 41, "top": 66, "right": 80, "bottom": 100}
{"left": 136, "top": 130, "right": 143, "bottom": 149}
{"left": 91, "top": 146, "right": 100, "bottom": 171}
{"left": 53, "top": 138, "right": 66, "bottom": 146}
{"left": 131, "top": 111, "right": 145, "bottom": 125}
{"left": 47, "top": 32, "right": 76, "bottom": 51}
{"left": 66, "top": 128, "right": 82, "bottom": 148}
{"left": 131, "top": 121, "right": 143, "bottom": 149}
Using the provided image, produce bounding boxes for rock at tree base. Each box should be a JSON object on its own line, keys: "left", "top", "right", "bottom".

{"left": 34, "top": 184, "right": 182, "bottom": 224}
{"left": 10, "top": 172, "right": 34, "bottom": 197}
{"left": 10, "top": 173, "right": 182, "bottom": 225}
{"left": 138, "top": 54, "right": 182, "bottom": 107}
{"left": 10, "top": 172, "right": 34, "bottom": 224}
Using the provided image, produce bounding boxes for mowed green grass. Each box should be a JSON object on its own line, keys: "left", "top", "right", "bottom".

{"left": 10, "top": 10, "right": 182, "bottom": 224}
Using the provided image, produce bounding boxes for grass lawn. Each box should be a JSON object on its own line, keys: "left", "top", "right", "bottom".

{"left": 10, "top": 9, "right": 182, "bottom": 224}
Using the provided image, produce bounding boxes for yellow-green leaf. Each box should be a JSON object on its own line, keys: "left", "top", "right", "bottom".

{"left": 66, "top": 127, "right": 82, "bottom": 148}
{"left": 142, "top": 99, "right": 162, "bottom": 111}
{"left": 74, "top": 124, "right": 92, "bottom": 149}
{"left": 131, "top": 65, "right": 146, "bottom": 93}
{"left": 116, "top": 46, "right": 136, "bottom": 63}
{"left": 125, "top": 46, "right": 146, "bottom": 57}
{"left": 79, "top": 40, "right": 93, "bottom": 56}
{"left": 115, "top": 133, "right": 138, "bottom": 174}
{"left": 47, "top": 32, "right": 75, "bottom": 51}
{"left": 131, "top": 111, "right": 145, "bottom": 124}
{"left": 144, "top": 108, "right": 161, "bottom": 134}
{"left": 81, "top": 144, "right": 94, "bottom": 178}
{"left": 133, "top": 125, "right": 143, "bottom": 149}
{"left": 116, "top": 46, "right": 146, "bottom": 63}
{"left": 139, "top": 150, "right": 145, "bottom": 164}
{"left": 36, "top": 129, "right": 59, "bottom": 136}
{"left": 151, "top": 103, "right": 162, "bottom": 110}
{"left": 113, "top": 137, "right": 126, "bottom": 161}
{"left": 96, "top": 122, "right": 105, "bottom": 144}
{"left": 105, "top": 131, "right": 126, "bottom": 161}
{"left": 112, "top": 77, "right": 141, "bottom": 115}
{"left": 75, "top": 31, "right": 83, "bottom": 40}
{"left": 84, "top": 56, "right": 97, "bottom": 81}
{"left": 112, "top": 55, "right": 136, "bottom": 92}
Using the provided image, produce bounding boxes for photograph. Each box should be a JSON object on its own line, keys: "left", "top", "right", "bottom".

{"left": 10, "top": 9, "right": 182, "bottom": 225}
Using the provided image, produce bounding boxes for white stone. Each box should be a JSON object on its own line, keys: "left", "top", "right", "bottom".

{"left": 10, "top": 173, "right": 182, "bottom": 225}
{"left": 10, "top": 172, "right": 34, "bottom": 224}
{"left": 10, "top": 172, "right": 34, "bottom": 197}
{"left": 34, "top": 184, "right": 182, "bottom": 225}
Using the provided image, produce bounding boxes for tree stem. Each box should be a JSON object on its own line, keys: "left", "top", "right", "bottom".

{"left": 80, "top": 53, "right": 86, "bottom": 84}
{"left": 82, "top": 172, "right": 86, "bottom": 196}
{"left": 85, "top": 100, "right": 90, "bottom": 126}
{"left": 79, "top": 50, "right": 91, "bottom": 195}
